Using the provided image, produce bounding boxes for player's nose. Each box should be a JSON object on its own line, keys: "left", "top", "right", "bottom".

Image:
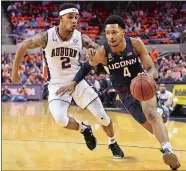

{"left": 72, "top": 19, "right": 78, "bottom": 24}
{"left": 109, "top": 37, "right": 114, "bottom": 41}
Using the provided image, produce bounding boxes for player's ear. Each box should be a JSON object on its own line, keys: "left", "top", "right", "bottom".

{"left": 59, "top": 16, "right": 63, "bottom": 23}
{"left": 122, "top": 29, "right": 125, "bottom": 35}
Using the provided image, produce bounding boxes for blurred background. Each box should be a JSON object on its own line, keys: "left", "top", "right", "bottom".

{"left": 1, "top": 1, "right": 186, "bottom": 117}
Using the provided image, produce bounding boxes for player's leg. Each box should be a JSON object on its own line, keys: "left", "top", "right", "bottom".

{"left": 49, "top": 100, "right": 78, "bottom": 129}
{"left": 49, "top": 99, "right": 96, "bottom": 150}
{"left": 118, "top": 90, "right": 154, "bottom": 134}
{"left": 157, "top": 96, "right": 168, "bottom": 123}
{"left": 86, "top": 97, "right": 124, "bottom": 158}
{"left": 141, "top": 96, "right": 180, "bottom": 170}
{"left": 72, "top": 80, "right": 124, "bottom": 158}
{"left": 141, "top": 121, "right": 153, "bottom": 134}
{"left": 48, "top": 84, "right": 97, "bottom": 150}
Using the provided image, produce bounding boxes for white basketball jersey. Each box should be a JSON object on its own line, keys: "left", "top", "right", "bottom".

{"left": 43, "top": 27, "right": 82, "bottom": 85}
{"left": 157, "top": 90, "right": 172, "bottom": 106}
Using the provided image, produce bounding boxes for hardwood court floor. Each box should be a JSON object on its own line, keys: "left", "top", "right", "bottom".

{"left": 2, "top": 101, "right": 186, "bottom": 170}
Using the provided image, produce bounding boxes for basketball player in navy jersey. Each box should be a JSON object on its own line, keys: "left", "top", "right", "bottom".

{"left": 56, "top": 15, "right": 180, "bottom": 170}
{"left": 12, "top": 4, "right": 124, "bottom": 159}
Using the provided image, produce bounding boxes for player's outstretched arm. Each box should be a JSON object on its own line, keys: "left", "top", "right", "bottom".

{"left": 55, "top": 46, "right": 107, "bottom": 96}
{"left": 12, "top": 32, "right": 48, "bottom": 83}
{"left": 131, "top": 37, "right": 158, "bottom": 79}
{"left": 72, "top": 46, "right": 107, "bottom": 84}
{"left": 82, "top": 34, "right": 100, "bottom": 49}
{"left": 86, "top": 46, "right": 107, "bottom": 67}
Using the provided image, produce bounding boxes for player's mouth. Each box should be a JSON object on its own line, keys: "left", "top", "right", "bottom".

{"left": 110, "top": 41, "right": 118, "bottom": 47}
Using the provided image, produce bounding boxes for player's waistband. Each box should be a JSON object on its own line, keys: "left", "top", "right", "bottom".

{"left": 115, "top": 87, "right": 130, "bottom": 93}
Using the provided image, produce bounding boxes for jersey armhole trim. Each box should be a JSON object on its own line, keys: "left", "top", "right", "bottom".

{"left": 42, "top": 31, "right": 48, "bottom": 50}
{"left": 81, "top": 32, "right": 83, "bottom": 50}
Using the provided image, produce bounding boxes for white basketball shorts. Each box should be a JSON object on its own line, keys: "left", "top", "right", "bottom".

{"left": 48, "top": 79, "right": 98, "bottom": 109}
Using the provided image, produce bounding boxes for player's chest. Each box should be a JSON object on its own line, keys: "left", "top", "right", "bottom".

{"left": 107, "top": 53, "right": 138, "bottom": 70}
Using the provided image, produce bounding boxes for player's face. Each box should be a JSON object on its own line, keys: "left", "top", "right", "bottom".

{"left": 61, "top": 12, "right": 79, "bottom": 32}
{"left": 159, "top": 84, "right": 166, "bottom": 93}
{"left": 105, "top": 24, "right": 124, "bottom": 47}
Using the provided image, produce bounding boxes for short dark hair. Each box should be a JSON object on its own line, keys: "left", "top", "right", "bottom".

{"left": 60, "top": 3, "right": 78, "bottom": 11}
{"left": 104, "top": 15, "right": 125, "bottom": 29}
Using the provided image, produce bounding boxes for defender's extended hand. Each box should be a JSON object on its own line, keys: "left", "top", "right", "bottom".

{"left": 55, "top": 81, "right": 77, "bottom": 96}
{"left": 85, "top": 48, "right": 96, "bottom": 60}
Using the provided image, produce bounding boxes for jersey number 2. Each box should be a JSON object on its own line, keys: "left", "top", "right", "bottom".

{"left": 60, "top": 57, "right": 71, "bottom": 69}
{"left": 123, "top": 67, "right": 131, "bottom": 77}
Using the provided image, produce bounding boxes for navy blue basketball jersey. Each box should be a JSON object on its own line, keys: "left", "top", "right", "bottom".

{"left": 103, "top": 36, "right": 143, "bottom": 89}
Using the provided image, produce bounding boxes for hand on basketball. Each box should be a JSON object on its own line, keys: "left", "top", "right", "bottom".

{"left": 138, "top": 72, "right": 153, "bottom": 78}
{"left": 55, "top": 81, "right": 77, "bottom": 96}
{"left": 85, "top": 48, "right": 96, "bottom": 60}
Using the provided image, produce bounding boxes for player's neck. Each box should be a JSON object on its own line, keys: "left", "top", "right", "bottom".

{"left": 119, "top": 38, "right": 126, "bottom": 52}
{"left": 110, "top": 38, "right": 126, "bottom": 54}
{"left": 57, "top": 25, "right": 73, "bottom": 41}
{"left": 161, "top": 91, "right": 166, "bottom": 94}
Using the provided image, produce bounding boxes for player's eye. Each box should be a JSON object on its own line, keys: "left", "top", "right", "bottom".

{"left": 68, "top": 16, "right": 73, "bottom": 19}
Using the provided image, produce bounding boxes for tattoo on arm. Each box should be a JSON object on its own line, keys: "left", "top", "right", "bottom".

{"left": 82, "top": 34, "right": 100, "bottom": 49}
{"left": 24, "top": 31, "right": 48, "bottom": 49}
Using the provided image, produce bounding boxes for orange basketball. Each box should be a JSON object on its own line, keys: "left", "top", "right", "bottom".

{"left": 130, "top": 75, "right": 156, "bottom": 101}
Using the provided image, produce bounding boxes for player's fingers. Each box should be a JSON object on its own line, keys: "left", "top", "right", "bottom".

{"left": 55, "top": 87, "right": 65, "bottom": 95}
{"left": 60, "top": 87, "right": 70, "bottom": 96}
{"left": 85, "top": 50, "right": 91, "bottom": 59}
{"left": 55, "top": 89, "right": 61, "bottom": 95}
{"left": 138, "top": 72, "right": 141, "bottom": 75}
{"left": 138, "top": 72, "right": 146, "bottom": 76}
{"left": 88, "top": 50, "right": 94, "bottom": 58}
{"left": 86, "top": 48, "right": 95, "bottom": 58}
{"left": 90, "top": 49, "right": 96, "bottom": 56}
{"left": 69, "top": 88, "right": 75, "bottom": 95}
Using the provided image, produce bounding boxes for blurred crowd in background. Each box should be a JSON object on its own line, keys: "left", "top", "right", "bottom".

{"left": 1, "top": 1, "right": 186, "bottom": 106}
{"left": 2, "top": 49, "right": 186, "bottom": 105}
{"left": 2, "top": 49, "right": 186, "bottom": 86}
{"left": 2, "top": 1, "right": 186, "bottom": 44}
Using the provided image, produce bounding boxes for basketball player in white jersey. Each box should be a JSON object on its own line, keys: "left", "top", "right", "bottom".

{"left": 12, "top": 3, "right": 124, "bottom": 158}
{"left": 157, "top": 83, "right": 178, "bottom": 116}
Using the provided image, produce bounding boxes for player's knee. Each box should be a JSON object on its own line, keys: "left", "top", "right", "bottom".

{"left": 146, "top": 111, "right": 159, "bottom": 124}
{"left": 56, "top": 115, "right": 70, "bottom": 127}
{"left": 144, "top": 107, "right": 159, "bottom": 124}
{"left": 53, "top": 114, "right": 69, "bottom": 127}
{"left": 96, "top": 110, "right": 110, "bottom": 126}
{"left": 49, "top": 108, "right": 69, "bottom": 127}
{"left": 99, "top": 115, "right": 111, "bottom": 126}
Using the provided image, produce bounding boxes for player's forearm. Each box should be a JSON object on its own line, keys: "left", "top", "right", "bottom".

{"left": 171, "top": 102, "right": 177, "bottom": 109}
{"left": 12, "top": 44, "right": 28, "bottom": 73}
{"left": 82, "top": 34, "right": 100, "bottom": 49}
{"left": 73, "top": 61, "right": 92, "bottom": 84}
{"left": 147, "top": 66, "right": 158, "bottom": 79}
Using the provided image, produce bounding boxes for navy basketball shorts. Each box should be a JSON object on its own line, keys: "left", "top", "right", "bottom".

{"left": 118, "top": 90, "right": 147, "bottom": 124}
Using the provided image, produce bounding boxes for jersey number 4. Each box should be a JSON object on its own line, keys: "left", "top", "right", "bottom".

{"left": 123, "top": 67, "right": 131, "bottom": 77}
{"left": 60, "top": 57, "right": 71, "bottom": 69}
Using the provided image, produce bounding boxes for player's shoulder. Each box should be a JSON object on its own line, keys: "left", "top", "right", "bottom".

{"left": 74, "top": 29, "right": 81, "bottom": 34}
{"left": 130, "top": 37, "right": 143, "bottom": 46}
{"left": 47, "top": 26, "right": 56, "bottom": 33}
{"left": 165, "top": 90, "right": 173, "bottom": 96}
